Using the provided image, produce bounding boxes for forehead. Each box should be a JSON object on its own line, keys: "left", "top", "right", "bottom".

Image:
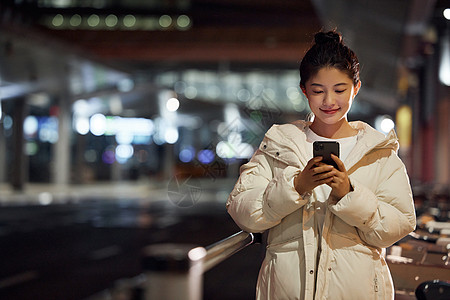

{"left": 308, "top": 67, "right": 353, "bottom": 85}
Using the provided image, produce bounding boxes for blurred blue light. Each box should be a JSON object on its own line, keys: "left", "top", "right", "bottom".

{"left": 102, "top": 149, "right": 115, "bottom": 164}
{"left": 39, "top": 116, "right": 59, "bottom": 143}
{"left": 179, "top": 147, "right": 195, "bottom": 163}
{"left": 197, "top": 149, "right": 215, "bottom": 164}
{"left": 3, "top": 115, "right": 13, "bottom": 130}
{"left": 133, "top": 135, "right": 152, "bottom": 145}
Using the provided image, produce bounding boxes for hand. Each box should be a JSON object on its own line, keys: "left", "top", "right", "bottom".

{"left": 294, "top": 156, "right": 334, "bottom": 196}
{"left": 327, "top": 154, "right": 352, "bottom": 200}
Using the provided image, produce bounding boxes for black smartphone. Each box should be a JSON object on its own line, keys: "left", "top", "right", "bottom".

{"left": 313, "top": 141, "right": 340, "bottom": 169}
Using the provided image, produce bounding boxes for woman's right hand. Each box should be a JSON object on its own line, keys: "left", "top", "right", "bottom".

{"left": 294, "top": 157, "right": 334, "bottom": 196}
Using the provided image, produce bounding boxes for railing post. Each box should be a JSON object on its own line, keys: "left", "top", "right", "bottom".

{"left": 142, "top": 244, "right": 206, "bottom": 300}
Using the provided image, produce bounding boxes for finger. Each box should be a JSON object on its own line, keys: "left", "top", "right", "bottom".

{"left": 318, "top": 176, "right": 334, "bottom": 185}
{"left": 306, "top": 156, "right": 323, "bottom": 170}
{"left": 314, "top": 170, "right": 334, "bottom": 182}
{"left": 312, "top": 156, "right": 323, "bottom": 164}
{"left": 313, "top": 165, "right": 333, "bottom": 174}
{"left": 331, "top": 154, "right": 346, "bottom": 172}
{"left": 315, "top": 162, "right": 329, "bottom": 167}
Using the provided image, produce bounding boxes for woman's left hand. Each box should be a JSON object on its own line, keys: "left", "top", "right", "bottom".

{"left": 327, "top": 154, "right": 353, "bottom": 201}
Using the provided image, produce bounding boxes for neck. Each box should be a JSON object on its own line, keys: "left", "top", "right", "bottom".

{"left": 310, "top": 119, "right": 357, "bottom": 139}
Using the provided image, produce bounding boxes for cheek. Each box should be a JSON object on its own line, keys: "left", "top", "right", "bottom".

{"left": 349, "top": 88, "right": 357, "bottom": 99}
{"left": 338, "top": 94, "right": 353, "bottom": 105}
{"left": 307, "top": 98, "right": 320, "bottom": 110}
{"left": 307, "top": 94, "right": 321, "bottom": 104}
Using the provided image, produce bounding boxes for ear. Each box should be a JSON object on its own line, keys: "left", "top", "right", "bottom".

{"left": 353, "top": 81, "right": 362, "bottom": 97}
{"left": 300, "top": 85, "right": 307, "bottom": 96}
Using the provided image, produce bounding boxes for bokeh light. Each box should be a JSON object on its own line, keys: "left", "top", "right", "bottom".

{"left": 166, "top": 97, "right": 180, "bottom": 112}
{"left": 165, "top": 127, "right": 179, "bottom": 144}
{"left": 115, "top": 144, "right": 134, "bottom": 164}
{"left": 197, "top": 149, "right": 215, "bottom": 164}
{"left": 179, "top": 147, "right": 195, "bottom": 163}
{"left": 90, "top": 113, "right": 107, "bottom": 136}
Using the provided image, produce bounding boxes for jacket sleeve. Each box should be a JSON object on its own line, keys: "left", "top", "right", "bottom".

{"left": 328, "top": 150, "right": 416, "bottom": 248}
{"left": 226, "top": 149, "right": 308, "bottom": 233}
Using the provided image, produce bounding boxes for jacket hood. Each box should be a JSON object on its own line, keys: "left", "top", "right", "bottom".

{"left": 262, "top": 120, "right": 399, "bottom": 169}
{"left": 349, "top": 120, "right": 399, "bottom": 151}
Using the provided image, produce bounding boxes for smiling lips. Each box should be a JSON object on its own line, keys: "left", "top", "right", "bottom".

{"left": 320, "top": 108, "right": 340, "bottom": 114}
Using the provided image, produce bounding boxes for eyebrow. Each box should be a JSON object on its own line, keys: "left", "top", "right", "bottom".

{"left": 311, "top": 83, "right": 349, "bottom": 87}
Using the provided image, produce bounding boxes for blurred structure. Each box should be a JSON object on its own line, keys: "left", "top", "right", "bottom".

{"left": 0, "top": 1, "right": 449, "bottom": 300}
{"left": 0, "top": 0, "right": 448, "bottom": 194}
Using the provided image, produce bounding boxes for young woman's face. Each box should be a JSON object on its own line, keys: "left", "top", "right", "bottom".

{"left": 302, "top": 67, "right": 361, "bottom": 126}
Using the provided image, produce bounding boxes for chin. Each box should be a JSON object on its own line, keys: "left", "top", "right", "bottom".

{"left": 318, "top": 115, "right": 346, "bottom": 125}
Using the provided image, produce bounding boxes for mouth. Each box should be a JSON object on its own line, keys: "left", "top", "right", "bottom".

{"left": 319, "top": 108, "right": 340, "bottom": 114}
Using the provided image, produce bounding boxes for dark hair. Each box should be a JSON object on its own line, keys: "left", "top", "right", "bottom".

{"left": 299, "top": 30, "right": 360, "bottom": 87}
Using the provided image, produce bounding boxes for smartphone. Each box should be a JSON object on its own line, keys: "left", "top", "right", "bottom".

{"left": 313, "top": 141, "right": 340, "bottom": 169}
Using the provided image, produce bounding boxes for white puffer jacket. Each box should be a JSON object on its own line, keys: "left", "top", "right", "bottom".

{"left": 226, "top": 120, "right": 416, "bottom": 300}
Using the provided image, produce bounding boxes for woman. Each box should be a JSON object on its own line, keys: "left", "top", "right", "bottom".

{"left": 226, "top": 30, "right": 416, "bottom": 300}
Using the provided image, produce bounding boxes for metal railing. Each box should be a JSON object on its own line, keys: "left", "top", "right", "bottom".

{"left": 87, "top": 231, "right": 261, "bottom": 300}
{"left": 203, "top": 231, "right": 261, "bottom": 272}
{"left": 140, "top": 231, "right": 261, "bottom": 300}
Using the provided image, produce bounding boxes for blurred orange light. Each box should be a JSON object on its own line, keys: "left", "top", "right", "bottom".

{"left": 396, "top": 105, "right": 412, "bottom": 148}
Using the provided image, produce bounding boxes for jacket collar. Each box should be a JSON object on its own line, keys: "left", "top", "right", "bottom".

{"left": 261, "top": 120, "right": 399, "bottom": 169}
{"left": 344, "top": 121, "right": 399, "bottom": 169}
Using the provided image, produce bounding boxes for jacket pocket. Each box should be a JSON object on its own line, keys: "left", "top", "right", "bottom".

{"left": 258, "top": 241, "right": 304, "bottom": 300}
{"left": 327, "top": 234, "right": 383, "bottom": 299}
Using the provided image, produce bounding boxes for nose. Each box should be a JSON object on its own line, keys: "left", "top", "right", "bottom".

{"left": 322, "top": 92, "right": 335, "bottom": 107}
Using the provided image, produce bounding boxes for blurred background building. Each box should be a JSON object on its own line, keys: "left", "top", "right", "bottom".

{"left": 0, "top": 0, "right": 448, "bottom": 192}
{"left": 0, "top": 1, "right": 449, "bottom": 300}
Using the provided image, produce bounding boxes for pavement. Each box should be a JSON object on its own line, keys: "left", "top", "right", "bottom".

{"left": 0, "top": 178, "right": 263, "bottom": 300}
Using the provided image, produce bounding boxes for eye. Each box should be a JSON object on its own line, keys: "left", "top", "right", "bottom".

{"left": 313, "top": 90, "right": 323, "bottom": 94}
{"left": 335, "top": 90, "right": 346, "bottom": 94}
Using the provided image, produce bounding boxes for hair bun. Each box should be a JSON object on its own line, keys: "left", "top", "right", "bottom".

{"left": 314, "top": 31, "right": 342, "bottom": 45}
